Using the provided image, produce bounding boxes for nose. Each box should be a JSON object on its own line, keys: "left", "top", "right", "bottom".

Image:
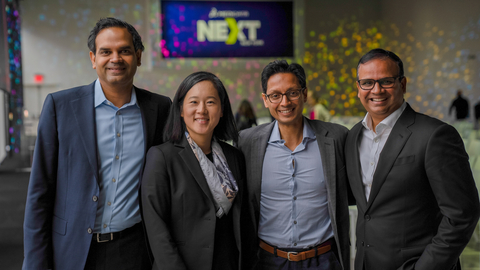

{"left": 279, "top": 94, "right": 291, "bottom": 106}
{"left": 196, "top": 102, "right": 207, "bottom": 114}
{"left": 110, "top": 52, "right": 123, "bottom": 63}
{"left": 370, "top": 81, "right": 384, "bottom": 94}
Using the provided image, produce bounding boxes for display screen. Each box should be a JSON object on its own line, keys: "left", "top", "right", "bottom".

{"left": 161, "top": 1, "right": 293, "bottom": 58}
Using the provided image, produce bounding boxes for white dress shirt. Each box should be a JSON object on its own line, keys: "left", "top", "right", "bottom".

{"left": 358, "top": 102, "right": 407, "bottom": 200}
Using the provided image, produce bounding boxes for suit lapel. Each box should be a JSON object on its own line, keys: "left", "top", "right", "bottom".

{"left": 250, "top": 122, "right": 275, "bottom": 212}
{"left": 135, "top": 87, "right": 158, "bottom": 152}
{"left": 366, "top": 105, "right": 414, "bottom": 210}
{"left": 69, "top": 83, "right": 99, "bottom": 182}
{"left": 178, "top": 137, "right": 216, "bottom": 206}
{"left": 349, "top": 123, "right": 368, "bottom": 209}
{"left": 308, "top": 119, "right": 337, "bottom": 213}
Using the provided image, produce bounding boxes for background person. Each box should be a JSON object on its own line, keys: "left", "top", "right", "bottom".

{"left": 141, "top": 71, "right": 246, "bottom": 270}
{"left": 235, "top": 99, "right": 258, "bottom": 131}
{"left": 306, "top": 92, "right": 331, "bottom": 122}
{"left": 449, "top": 89, "right": 469, "bottom": 120}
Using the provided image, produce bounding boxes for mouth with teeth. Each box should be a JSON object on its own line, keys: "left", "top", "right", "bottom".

{"left": 371, "top": 98, "right": 387, "bottom": 102}
{"left": 107, "top": 66, "right": 126, "bottom": 73}
{"left": 278, "top": 108, "right": 294, "bottom": 114}
{"left": 195, "top": 118, "right": 209, "bottom": 124}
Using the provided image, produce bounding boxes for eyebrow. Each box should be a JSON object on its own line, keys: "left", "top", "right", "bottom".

{"left": 187, "top": 96, "right": 219, "bottom": 99}
{"left": 267, "top": 87, "right": 302, "bottom": 93}
{"left": 98, "top": 45, "right": 134, "bottom": 52}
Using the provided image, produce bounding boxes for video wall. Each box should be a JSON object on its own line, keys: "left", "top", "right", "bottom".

{"left": 161, "top": 1, "right": 293, "bottom": 58}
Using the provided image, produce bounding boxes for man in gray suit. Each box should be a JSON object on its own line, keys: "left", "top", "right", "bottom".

{"left": 238, "top": 60, "right": 350, "bottom": 270}
{"left": 346, "top": 48, "right": 479, "bottom": 270}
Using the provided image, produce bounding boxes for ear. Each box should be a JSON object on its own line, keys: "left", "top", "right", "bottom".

{"left": 136, "top": 50, "right": 142, "bottom": 66}
{"left": 262, "top": 93, "right": 269, "bottom": 108}
{"left": 89, "top": 51, "right": 96, "bottom": 69}
{"left": 400, "top": 76, "right": 407, "bottom": 94}
{"left": 302, "top": 88, "right": 308, "bottom": 102}
{"left": 356, "top": 81, "right": 362, "bottom": 98}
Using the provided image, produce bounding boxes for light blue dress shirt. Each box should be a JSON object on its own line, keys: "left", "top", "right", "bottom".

{"left": 259, "top": 120, "right": 333, "bottom": 248}
{"left": 93, "top": 79, "right": 145, "bottom": 233}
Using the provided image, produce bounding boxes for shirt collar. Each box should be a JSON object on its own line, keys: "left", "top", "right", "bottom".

{"left": 362, "top": 101, "right": 407, "bottom": 133}
{"left": 268, "top": 117, "right": 316, "bottom": 143}
{"left": 94, "top": 79, "right": 138, "bottom": 108}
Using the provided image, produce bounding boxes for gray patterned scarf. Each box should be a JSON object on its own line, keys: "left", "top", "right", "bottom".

{"left": 185, "top": 132, "right": 238, "bottom": 218}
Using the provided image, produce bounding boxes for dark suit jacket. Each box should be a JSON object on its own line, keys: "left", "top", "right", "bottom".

{"left": 346, "top": 103, "right": 480, "bottom": 270}
{"left": 22, "top": 82, "right": 171, "bottom": 270}
{"left": 141, "top": 137, "right": 246, "bottom": 270}
{"left": 237, "top": 118, "right": 350, "bottom": 270}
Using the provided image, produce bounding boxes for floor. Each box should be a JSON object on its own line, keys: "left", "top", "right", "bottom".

{"left": 0, "top": 170, "right": 29, "bottom": 269}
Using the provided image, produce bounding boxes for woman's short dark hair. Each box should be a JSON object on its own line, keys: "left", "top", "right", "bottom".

{"left": 261, "top": 60, "right": 306, "bottom": 93}
{"left": 164, "top": 71, "right": 238, "bottom": 144}
{"left": 356, "top": 48, "right": 404, "bottom": 79}
{"left": 88, "top": 17, "right": 145, "bottom": 54}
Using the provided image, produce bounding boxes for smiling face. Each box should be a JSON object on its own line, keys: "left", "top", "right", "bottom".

{"left": 357, "top": 58, "right": 406, "bottom": 127}
{"left": 89, "top": 27, "right": 141, "bottom": 92}
{"left": 262, "top": 72, "right": 307, "bottom": 128}
{"left": 181, "top": 80, "right": 223, "bottom": 144}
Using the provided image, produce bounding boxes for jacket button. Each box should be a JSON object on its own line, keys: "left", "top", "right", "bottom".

{"left": 87, "top": 228, "right": 93, "bottom": 234}
{"left": 92, "top": 196, "right": 98, "bottom": 202}
{"left": 365, "top": 215, "right": 371, "bottom": 221}
{"left": 361, "top": 241, "right": 364, "bottom": 246}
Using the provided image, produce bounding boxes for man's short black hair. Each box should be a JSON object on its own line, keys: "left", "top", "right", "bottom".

{"left": 356, "top": 48, "right": 404, "bottom": 79}
{"left": 261, "top": 60, "right": 306, "bottom": 93}
{"left": 88, "top": 17, "right": 145, "bottom": 54}
{"left": 163, "top": 71, "right": 238, "bottom": 144}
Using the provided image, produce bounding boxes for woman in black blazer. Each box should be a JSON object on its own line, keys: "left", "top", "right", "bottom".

{"left": 141, "top": 71, "right": 246, "bottom": 270}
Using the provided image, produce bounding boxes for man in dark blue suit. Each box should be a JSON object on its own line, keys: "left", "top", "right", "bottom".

{"left": 23, "top": 18, "right": 171, "bottom": 270}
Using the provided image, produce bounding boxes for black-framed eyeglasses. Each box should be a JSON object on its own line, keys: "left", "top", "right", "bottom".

{"left": 357, "top": 76, "right": 403, "bottom": 90}
{"left": 265, "top": 88, "right": 305, "bottom": 104}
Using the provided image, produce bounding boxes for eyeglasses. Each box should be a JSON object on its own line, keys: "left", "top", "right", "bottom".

{"left": 357, "top": 76, "right": 403, "bottom": 90}
{"left": 264, "top": 88, "right": 305, "bottom": 104}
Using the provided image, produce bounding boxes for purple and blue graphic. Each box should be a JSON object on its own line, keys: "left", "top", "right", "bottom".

{"left": 161, "top": 1, "right": 293, "bottom": 58}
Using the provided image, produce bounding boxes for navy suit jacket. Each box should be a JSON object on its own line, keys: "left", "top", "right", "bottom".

{"left": 346, "top": 104, "right": 480, "bottom": 270}
{"left": 23, "top": 82, "right": 171, "bottom": 270}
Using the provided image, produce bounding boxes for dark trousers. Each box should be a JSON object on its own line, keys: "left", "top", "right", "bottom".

{"left": 255, "top": 243, "right": 342, "bottom": 270}
{"left": 84, "top": 223, "right": 152, "bottom": 270}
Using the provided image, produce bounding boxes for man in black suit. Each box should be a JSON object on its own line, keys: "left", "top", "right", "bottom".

{"left": 345, "top": 48, "right": 479, "bottom": 270}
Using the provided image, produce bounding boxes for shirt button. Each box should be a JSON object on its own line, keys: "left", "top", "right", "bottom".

{"left": 370, "top": 162, "right": 374, "bottom": 166}
{"left": 117, "top": 111, "right": 121, "bottom": 115}
{"left": 92, "top": 196, "right": 98, "bottom": 202}
{"left": 112, "top": 178, "right": 116, "bottom": 183}
{"left": 374, "top": 138, "right": 379, "bottom": 143}
{"left": 107, "top": 202, "right": 111, "bottom": 206}
{"left": 294, "top": 220, "right": 297, "bottom": 224}
{"left": 365, "top": 215, "right": 371, "bottom": 221}
{"left": 293, "top": 243, "right": 297, "bottom": 246}
{"left": 87, "top": 228, "right": 93, "bottom": 234}
{"left": 117, "top": 133, "right": 121, "bottom": 137}
{"left": 115, "top": 155, "right": 119, "bottom": 160}
{"left": 103, "top": 224, "right": 107, "bottom": 228}
{"left": 293, "top": 196, "right": 297, "bottom": 200}
{"left": 292, "top": 174, "right": 295, "bottom": 177}
{"left": 367, "top": 244, "right": 370, "bottom": 248}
